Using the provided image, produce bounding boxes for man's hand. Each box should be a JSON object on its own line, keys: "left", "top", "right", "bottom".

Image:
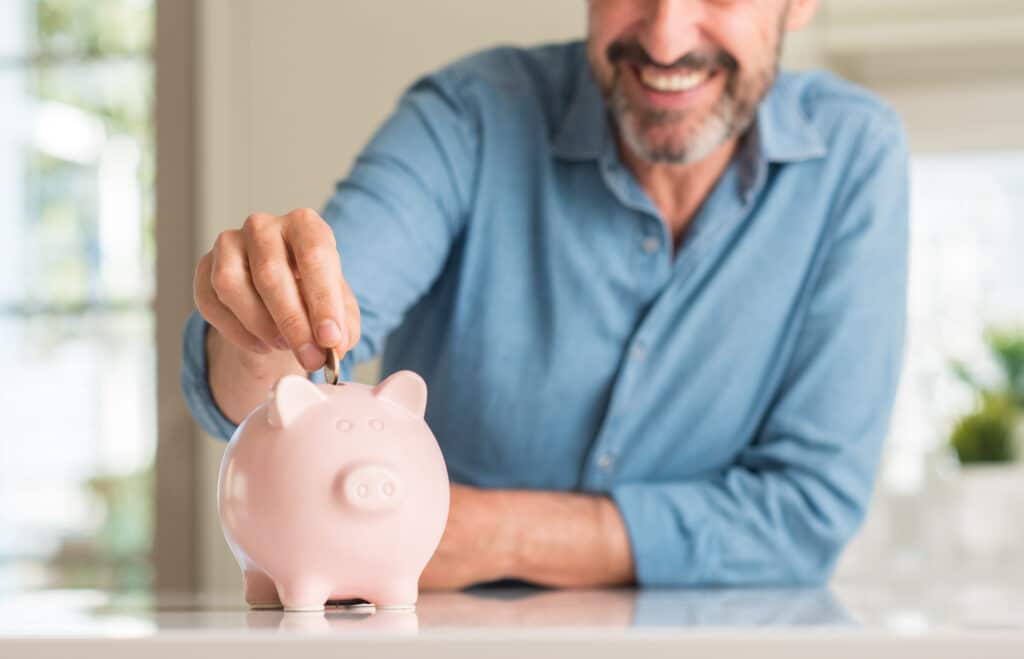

{"left": 194, "top": 208, "right": 362, "bottom": 423}
{"left": 195, "top": 208, "right": 361, "bottom": 369}
{"left": 419, "top": 484, "right": 514, "bottom": 590}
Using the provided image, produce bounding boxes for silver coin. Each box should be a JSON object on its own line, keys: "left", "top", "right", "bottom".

{"left": 323, "top": 346, "right": 340, "bottom": 385}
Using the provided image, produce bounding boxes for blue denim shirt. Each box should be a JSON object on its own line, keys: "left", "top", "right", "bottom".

{"left": 182, "top": 41, "right": 909, "bottom": 587}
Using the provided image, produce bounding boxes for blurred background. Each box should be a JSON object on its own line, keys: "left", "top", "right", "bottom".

{"left": 0, "top": 0, "right": 1022, "bottom": 595}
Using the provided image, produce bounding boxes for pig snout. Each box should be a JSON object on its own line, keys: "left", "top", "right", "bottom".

{"left": 338, "top": 464, "right": 404, "bottom": 513}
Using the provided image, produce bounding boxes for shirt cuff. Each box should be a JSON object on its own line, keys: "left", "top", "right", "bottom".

{"left": 180, "top": 309, "right": 240, "bottom": 441}
{"left": 609, "top": 481, "right": 710, "bottom": 587}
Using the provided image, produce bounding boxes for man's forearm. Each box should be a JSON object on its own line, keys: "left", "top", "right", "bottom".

{"left": 496, "top": 489, "right": 636, "bottom": 588}
{"left": 207, "top": 325, "right": 305, "bottom": 424}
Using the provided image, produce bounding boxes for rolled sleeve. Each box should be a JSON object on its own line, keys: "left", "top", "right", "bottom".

{"left": 180, "top": 309, "right": 240, "bottom": 441}
{"left": 610, "top": 482, "right": 710, "bottom": 586}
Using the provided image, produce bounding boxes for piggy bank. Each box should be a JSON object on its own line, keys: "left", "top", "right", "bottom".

{"left": 217, "top": 371, "right": 450, "bottom": 611}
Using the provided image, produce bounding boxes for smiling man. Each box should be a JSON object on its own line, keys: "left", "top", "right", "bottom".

{"left": 182, "top": 0, "right": 909, "bottom": 588}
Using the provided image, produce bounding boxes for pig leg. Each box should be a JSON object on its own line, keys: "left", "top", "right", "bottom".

{"left": 243, "top": 568, "right": 281, "bottom": 609}
{"left": 367, "top": 578, "right": 418, "bottom": 610}
{"left": 277, "top": 577, "right": 331, "bottom": 612}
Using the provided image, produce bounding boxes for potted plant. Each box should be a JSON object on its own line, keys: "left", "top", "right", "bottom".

{"left": 950, "top": 393, "right": 1019, "bottom": 464}
{"left": 948, "top": 328, "right": 1024, "bottom": 564}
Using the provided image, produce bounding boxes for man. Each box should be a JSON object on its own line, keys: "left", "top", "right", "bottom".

{"left": 182, "top": 0, "right": 908, "bottom": 589}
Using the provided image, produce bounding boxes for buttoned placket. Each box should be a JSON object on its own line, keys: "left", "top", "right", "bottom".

{"left": 579, "top": 140, "right": 767, "bottom": 492}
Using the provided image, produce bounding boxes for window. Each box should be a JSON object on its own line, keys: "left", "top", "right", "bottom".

{"left": 0, "top": 0, "right": 155, "bottom": 591}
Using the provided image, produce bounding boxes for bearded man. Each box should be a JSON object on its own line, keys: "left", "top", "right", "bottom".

{"left": 183, "top": 0, "right": 908, "bottom": 589}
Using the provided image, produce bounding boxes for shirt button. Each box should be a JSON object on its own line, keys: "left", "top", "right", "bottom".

{"left": 597, "top": 453, "right": 616, "bottom": 471}
{"left": 631, "top": 344, "right": 647, "bottom": 361}
{"left": 642, "top": 236, "right": 660, "bottom": 254}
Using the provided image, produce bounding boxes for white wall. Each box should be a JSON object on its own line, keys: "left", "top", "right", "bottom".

{"left": 202, "top": 1, "right": 586, "bottom": 224}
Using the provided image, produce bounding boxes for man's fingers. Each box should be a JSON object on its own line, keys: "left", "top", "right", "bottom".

{"left": 243, "top": 213, "right": 324, "bottom": 371}
{"left": 208, "top": 229, "right": 281, "bottom": 347}
{"left": 283, "top": 208, "right": 347, "bottom": 350}
{"left": 194, "top": 252, "right": 271, "bottom": 354}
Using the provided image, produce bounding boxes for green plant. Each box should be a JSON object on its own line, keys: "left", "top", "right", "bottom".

{"left": 949, "top": 327, "right": 1024, "bottom": 464}
{"left": 950, "top": 394, "right": 1018, "bottom": 463}
{"left": 989, "top": 330, "right": 1024, "bottom": 406}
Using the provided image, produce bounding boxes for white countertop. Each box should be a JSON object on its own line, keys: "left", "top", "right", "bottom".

{"left": 1, "top": 580, "right": 1022, "bottom": 658}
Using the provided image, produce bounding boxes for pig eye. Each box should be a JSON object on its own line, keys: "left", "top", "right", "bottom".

{"left": 368, "top": 418, "right": 384, "bottom": 431}
{"left": 335, "top": 419, "right": 353, "bottom": 432}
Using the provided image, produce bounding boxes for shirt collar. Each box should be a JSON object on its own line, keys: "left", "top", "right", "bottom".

{"left": 551, "top": 60, "right": 609, "bottom": 161}
{"left": 551, "top": 58, "right": 827, "bottom": 166}
{"left": 755, "top": 72, "right": 827, "bottom": 163}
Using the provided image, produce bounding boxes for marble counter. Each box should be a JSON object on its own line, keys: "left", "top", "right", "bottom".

{"left": 1, "top": 580, "right": 1022, "bottom": 658}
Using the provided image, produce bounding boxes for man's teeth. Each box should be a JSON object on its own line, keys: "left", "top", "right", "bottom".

{"left": 639, "top": 68, "right": 709, "bottom": 92}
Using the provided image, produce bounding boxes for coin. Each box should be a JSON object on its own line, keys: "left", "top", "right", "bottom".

{"left": 323, "top": 346, "right": 340, "bottom": 385}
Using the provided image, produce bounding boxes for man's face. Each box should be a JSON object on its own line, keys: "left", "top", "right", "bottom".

{"left": 587, "top": 0, "right": 811, "bottom": 165}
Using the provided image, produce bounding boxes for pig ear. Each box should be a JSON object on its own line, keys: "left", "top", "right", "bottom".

{"left": 267, "top": 375, "right": 327, "bottom": 428}
{"left": 372, "top": 370, "right": 427, "bottom": 417}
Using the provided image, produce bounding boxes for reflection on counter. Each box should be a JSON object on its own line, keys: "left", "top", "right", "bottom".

{"left": 1, "top": 581, "right": 1021, "bottom": 638}
{"left": 0, "top": 585, "right": 852, "bottom": 637}
{"left": 413, "top": 585, "right": 852, "bottom": 629}
{"left": 246, "top": 606, "right": 419, "bottom": 634}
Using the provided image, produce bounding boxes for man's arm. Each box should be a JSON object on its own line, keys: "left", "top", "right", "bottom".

{"left": 605, "top": 120, "right": 909, "bottom": 586}
{"left": 503, "top": 489, "right": 636, "bottom": 587}
{"left": 181, "top": 70, "right": 478, "bottom": 438}
{"left": 206, "top": 327, "right": 304, "bottom": 425}
{"left": 420, "top": 484, "right": 635, "bottom": 589}
{"left": 424, "top": 115, "right": 909, "bottom": 589}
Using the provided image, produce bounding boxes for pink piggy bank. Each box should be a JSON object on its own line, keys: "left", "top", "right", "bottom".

{"left": 217, "top": 371, "right": 450, "bottom": 611}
